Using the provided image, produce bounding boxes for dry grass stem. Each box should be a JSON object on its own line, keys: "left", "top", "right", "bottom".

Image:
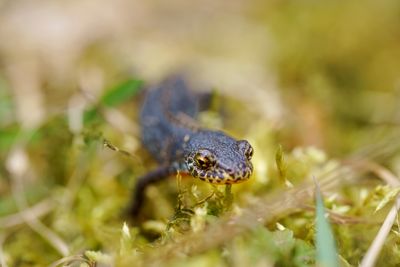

{"left": 360, "top": 166, "right": 400, "bottom": 267}
{"left": 360, "top": 196, "right": 400, "bottom": 267}
{"left": 0, "top": 199, "right": 55, "bottom": 228}
{"left": 7, "top": 147, "right": 70, "bottom": 257}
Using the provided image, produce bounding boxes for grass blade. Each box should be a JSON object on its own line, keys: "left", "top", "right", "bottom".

{"left": 314, "top": 176, "right": 339, "bottom": 267}
{"left": 101, "top": 79, "right": 142, "bottom": 107}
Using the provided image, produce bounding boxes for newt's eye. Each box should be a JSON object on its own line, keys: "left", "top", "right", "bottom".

{"left": 238, "top": 140, "right": 254, "bottom": 160}
{"left": 194, "top": 149, "right": 216, "bottom": 169}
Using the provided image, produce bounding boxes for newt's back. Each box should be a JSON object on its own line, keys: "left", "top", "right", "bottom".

{"left": 140, "top": 77, "right": 199, "bottom": 163}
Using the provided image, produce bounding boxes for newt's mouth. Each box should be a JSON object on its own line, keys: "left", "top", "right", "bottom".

{"left": 186, "top": 161, "right": 253, "bottom": 184}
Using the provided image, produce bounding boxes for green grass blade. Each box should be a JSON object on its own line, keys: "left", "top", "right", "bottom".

{"left": 101, "top": 79, "right": 143, "bottom": 107}
{"left": 314, "top": 177, "right": 339, "bottom": 267}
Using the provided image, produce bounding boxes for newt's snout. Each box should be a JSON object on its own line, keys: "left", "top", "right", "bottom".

{"left": 185, "top": 133, "right": 254, "bottom": 184}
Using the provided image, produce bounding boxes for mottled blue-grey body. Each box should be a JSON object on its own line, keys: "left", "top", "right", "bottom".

{"left": 140, "top": 77, "right": 253, "bottom": 183}
{"left": 140, "top": 77, "right": 197, "bottom": 165}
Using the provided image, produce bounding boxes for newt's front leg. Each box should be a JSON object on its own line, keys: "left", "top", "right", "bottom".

{"left": 127, "top": 165, "right": 178, "bottom": 217}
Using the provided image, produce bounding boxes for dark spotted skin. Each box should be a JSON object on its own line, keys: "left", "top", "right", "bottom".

{"left": 128, "top": 76, "right": 254, "bottom": 216}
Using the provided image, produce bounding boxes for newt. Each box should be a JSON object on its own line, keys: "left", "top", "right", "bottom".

{"left": 128, "top": 76, "right": 254, "bottom": 216}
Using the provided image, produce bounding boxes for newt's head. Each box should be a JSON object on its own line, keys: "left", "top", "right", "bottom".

{"left": 184, "top": 131, "right": 253, "bottom": 184}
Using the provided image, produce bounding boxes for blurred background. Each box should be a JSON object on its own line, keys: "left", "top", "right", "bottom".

{"left": 1, "top": 0, "right": 400, "bottom": 266}
{"left": 1, "top": 0, "right": 400, "bottom": 151}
